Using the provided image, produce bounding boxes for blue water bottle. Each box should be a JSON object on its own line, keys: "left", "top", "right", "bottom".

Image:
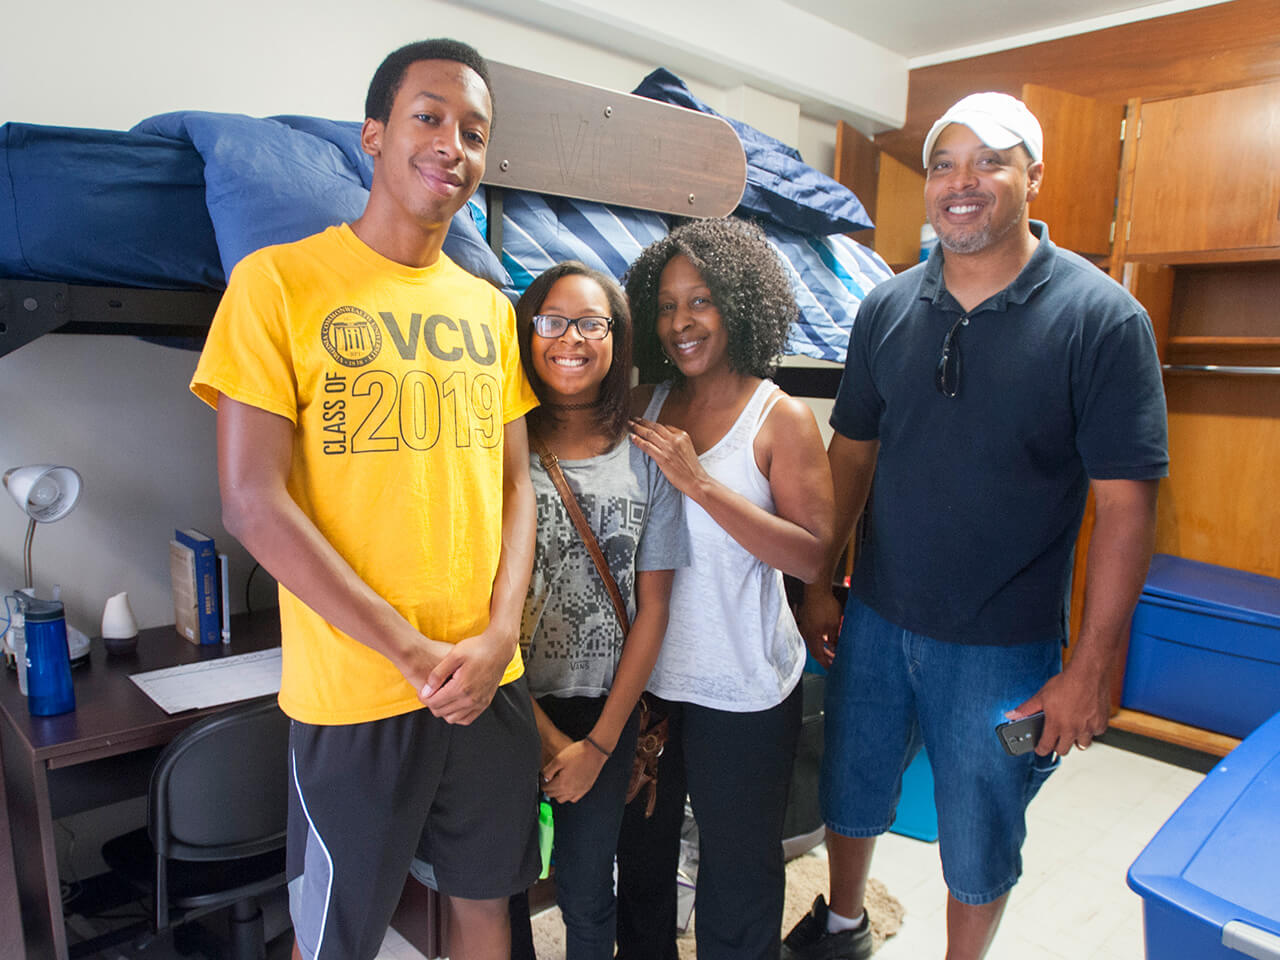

{"left": 24, "top": 598, "right": 76, "bottom": 716}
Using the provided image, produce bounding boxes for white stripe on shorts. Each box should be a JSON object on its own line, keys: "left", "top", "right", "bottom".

{"left": 290, "top": 743, "right": 335, "bottom": 960}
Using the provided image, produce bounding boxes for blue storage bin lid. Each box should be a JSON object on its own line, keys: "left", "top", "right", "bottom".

{"left": 1143, "top": 554, "right": 1280, "bottom": 626}
{"left": 1128, "top": 711, "right": 1280, "bottom": 941}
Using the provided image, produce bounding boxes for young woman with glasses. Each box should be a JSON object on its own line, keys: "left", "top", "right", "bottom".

{"left": 510, "top": 261, "right": 689, "bottom": 960}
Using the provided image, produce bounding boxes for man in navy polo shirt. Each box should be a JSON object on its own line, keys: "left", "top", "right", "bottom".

{"left": 783, "top": 93, "right": 1168, "bottom": 960}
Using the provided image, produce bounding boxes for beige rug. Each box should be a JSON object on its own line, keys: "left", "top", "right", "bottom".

{"left": 530, "top": 851, "right": 904, "bottom": 958}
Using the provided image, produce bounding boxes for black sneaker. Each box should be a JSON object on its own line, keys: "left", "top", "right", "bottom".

{"left": 781, "top": 895, "right": 872, "bottom": 960}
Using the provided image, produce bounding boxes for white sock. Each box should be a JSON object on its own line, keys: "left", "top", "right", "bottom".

{"left": 826, "top": 907, "right": 865, "bottom": 934}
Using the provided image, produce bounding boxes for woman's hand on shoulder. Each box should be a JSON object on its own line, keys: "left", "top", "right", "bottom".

{"left": 629, "top": 417, "right": 710, "bottom": 499}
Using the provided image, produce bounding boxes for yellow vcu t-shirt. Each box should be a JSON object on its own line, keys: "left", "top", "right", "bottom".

{"left": 191, "top": 225, "right": 538, "bottom": 724}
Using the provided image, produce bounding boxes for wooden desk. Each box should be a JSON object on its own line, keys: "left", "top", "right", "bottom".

{"left": 0, "top": 611, "right": 281, "bottom": 960}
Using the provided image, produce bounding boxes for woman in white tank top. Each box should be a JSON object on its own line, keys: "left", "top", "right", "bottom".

{"left": 616, "top": 218, "right": 835, "bottom": 960}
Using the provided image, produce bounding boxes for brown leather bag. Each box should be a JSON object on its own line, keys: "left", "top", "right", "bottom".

{"left": 532, "top": 435, "right": 667, "bottom": 817}
{"left": 625, "top": 695, "right": 668, "bottom": 817}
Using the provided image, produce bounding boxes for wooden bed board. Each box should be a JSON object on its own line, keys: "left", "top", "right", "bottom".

{"left": 483, "top": 62, "right": 746, "bottom": 218}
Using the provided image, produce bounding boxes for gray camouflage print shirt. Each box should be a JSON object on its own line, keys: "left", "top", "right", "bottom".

{"left": 521, "top": 439, "right": 689, "bottom": 699}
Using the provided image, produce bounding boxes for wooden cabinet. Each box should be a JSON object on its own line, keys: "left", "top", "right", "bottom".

{"left": 1113, "top": 82, "right": 1280, "bottom": 368}
{"left": 834, "top": 121, "right": 925, "bottom": 271}
{"left": 1161, "top": 263, "right": 1280, "bottom": 364}
{"left": 1115, "top": 256, "right": 1280, "bottom": 585}
{"left": 1125, "top": 81, "right": 1280, "bottom": 259}
{"left": 1105, "top": 83, "right": 1280, "bottom": 756}
{"left": 1020, "top": 84, "right": 1123, "bottom": 257}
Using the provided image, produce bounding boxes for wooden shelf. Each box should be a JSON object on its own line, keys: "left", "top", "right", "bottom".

{"left": 1123, "top": 246, "right": 1280, "bottom": 266}
{"left": 1109, "top": 708, "right": 1241, "bottom": 757}
{"left": 1167, "top": 336, "right": 1280, "bottom": 349}
{"left": 1164, "top": 337, "right": 1280, "bottom": 369}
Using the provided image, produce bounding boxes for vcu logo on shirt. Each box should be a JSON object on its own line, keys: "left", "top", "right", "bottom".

{"left": 321, "top": 306, "right": 382, "bottom": 367}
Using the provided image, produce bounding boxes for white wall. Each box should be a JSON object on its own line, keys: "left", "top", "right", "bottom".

{"left": 0, "top": 0, "right": 846, "bottom": 634}
{"left": 455, "top": 0, "right": 909, "bottom": 130}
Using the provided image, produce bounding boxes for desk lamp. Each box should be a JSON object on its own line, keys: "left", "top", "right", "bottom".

{"left": 3, "top": 464, "right": 82, "bottom": 590}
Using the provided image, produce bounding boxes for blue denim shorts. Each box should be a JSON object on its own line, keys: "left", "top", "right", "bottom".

{"left": 820, "top": 597, "right": 1061, "bottom": 904}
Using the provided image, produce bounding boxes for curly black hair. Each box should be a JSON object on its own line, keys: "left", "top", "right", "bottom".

{"left": 364, "top": 39, "right": 494, "bottom": 125}
{"left": 516, "top": 262, "right": 634, "bottom": 446}
{"left": 624, "top": 217, "right": 797, "bottom": 384}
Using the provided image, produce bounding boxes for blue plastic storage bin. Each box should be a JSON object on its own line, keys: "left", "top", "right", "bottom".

{"left": 1122, "top": 555, "right": 1280, "bottom": 739}
{"left": 1128, "top": 710, "right": 1280, "bottom": 960}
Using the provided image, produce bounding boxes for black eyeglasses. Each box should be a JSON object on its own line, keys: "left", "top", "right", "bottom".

{"left": 532, "top": 314, "right": 613, "bottom": 340}
{"left": 935, "top": 315, "right": 969, "bottom": 398}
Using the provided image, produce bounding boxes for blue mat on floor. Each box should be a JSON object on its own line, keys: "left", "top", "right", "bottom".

{"left": 890, "top": 750, "right": 939, "bottom": 843}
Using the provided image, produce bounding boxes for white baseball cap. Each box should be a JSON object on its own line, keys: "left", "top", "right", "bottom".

{"left": 921, "top": 92, "right": 1044, "bottom": 168}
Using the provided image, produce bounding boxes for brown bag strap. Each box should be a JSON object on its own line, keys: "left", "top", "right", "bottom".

{"left": 531, "top": 435, "right": 630, "bottom": 635}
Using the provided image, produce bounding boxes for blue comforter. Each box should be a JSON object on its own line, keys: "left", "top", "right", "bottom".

{"left": 0, "top": 115, "right": 508, "bottom": 290}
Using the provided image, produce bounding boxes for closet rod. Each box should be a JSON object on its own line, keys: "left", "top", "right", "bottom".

{"left": 1162, "top": 364, "right": 1280, "bottom": 376}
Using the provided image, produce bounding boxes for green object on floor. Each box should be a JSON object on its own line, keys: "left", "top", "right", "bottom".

{"left": 538, "top": 799, "right": 554, "bottom": 879}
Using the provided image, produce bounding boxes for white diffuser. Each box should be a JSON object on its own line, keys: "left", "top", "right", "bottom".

{"left": 101, "top": 591, "right": 139, "bottom": 655}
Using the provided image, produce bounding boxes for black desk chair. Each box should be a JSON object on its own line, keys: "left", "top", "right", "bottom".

{"left": 100, "top": 697, "right": 291, "bottom": 960}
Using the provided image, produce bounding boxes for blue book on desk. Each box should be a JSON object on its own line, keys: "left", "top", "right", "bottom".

{"left": 175, "top": 528, "right": 220, "bottom": 645}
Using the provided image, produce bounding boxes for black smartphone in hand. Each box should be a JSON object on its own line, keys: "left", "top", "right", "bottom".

{"left": 996, "top": 711, "right": 1045, "bottom": 756}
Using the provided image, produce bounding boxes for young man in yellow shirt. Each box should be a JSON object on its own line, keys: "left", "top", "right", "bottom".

{"left": 192, "top": 39, "right": 540, "bottom": 960}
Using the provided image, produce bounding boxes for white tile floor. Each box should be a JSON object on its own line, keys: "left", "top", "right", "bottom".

{"left": 379, "top": 927, "right": 432, "bottom": 960}
{"left": 374, "top": 739, "right": 1207, "bottom": 960}
{"left": 866, "top": 740, "right": 1206, "bottom": 960}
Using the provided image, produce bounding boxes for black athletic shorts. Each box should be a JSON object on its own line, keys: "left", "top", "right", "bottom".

{"left": 286, "top": 676, "right": 541, "bottom": 960}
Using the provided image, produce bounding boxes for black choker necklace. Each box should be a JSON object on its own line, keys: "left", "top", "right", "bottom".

{"left": 547, "top": 400, "right": 600, "bottom": 410}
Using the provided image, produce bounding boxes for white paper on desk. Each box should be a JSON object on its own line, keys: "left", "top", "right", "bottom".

{"left": 130, "top": 648, "right": 282, "bottom": 714}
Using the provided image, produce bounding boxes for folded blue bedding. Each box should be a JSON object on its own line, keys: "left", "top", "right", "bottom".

{"left": 632, "top": 69, "right": 874, "bottom": 237}
{"left": 0, "top": 122, "right": 224, "bottom": 289}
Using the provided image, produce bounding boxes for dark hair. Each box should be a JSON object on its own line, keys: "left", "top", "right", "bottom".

{"left": 516, "top": 262, "right": 633, "bottom": 445}
{"left": 365, "top": 39, "right": 494, "bottom": 125}
{"left": 624, "top": 217, "right": 797, "bottom": 383}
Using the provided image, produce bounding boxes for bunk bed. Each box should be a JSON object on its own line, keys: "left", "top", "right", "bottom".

{"left": 0, "top": 63, "right": 892, "bottom": 394}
